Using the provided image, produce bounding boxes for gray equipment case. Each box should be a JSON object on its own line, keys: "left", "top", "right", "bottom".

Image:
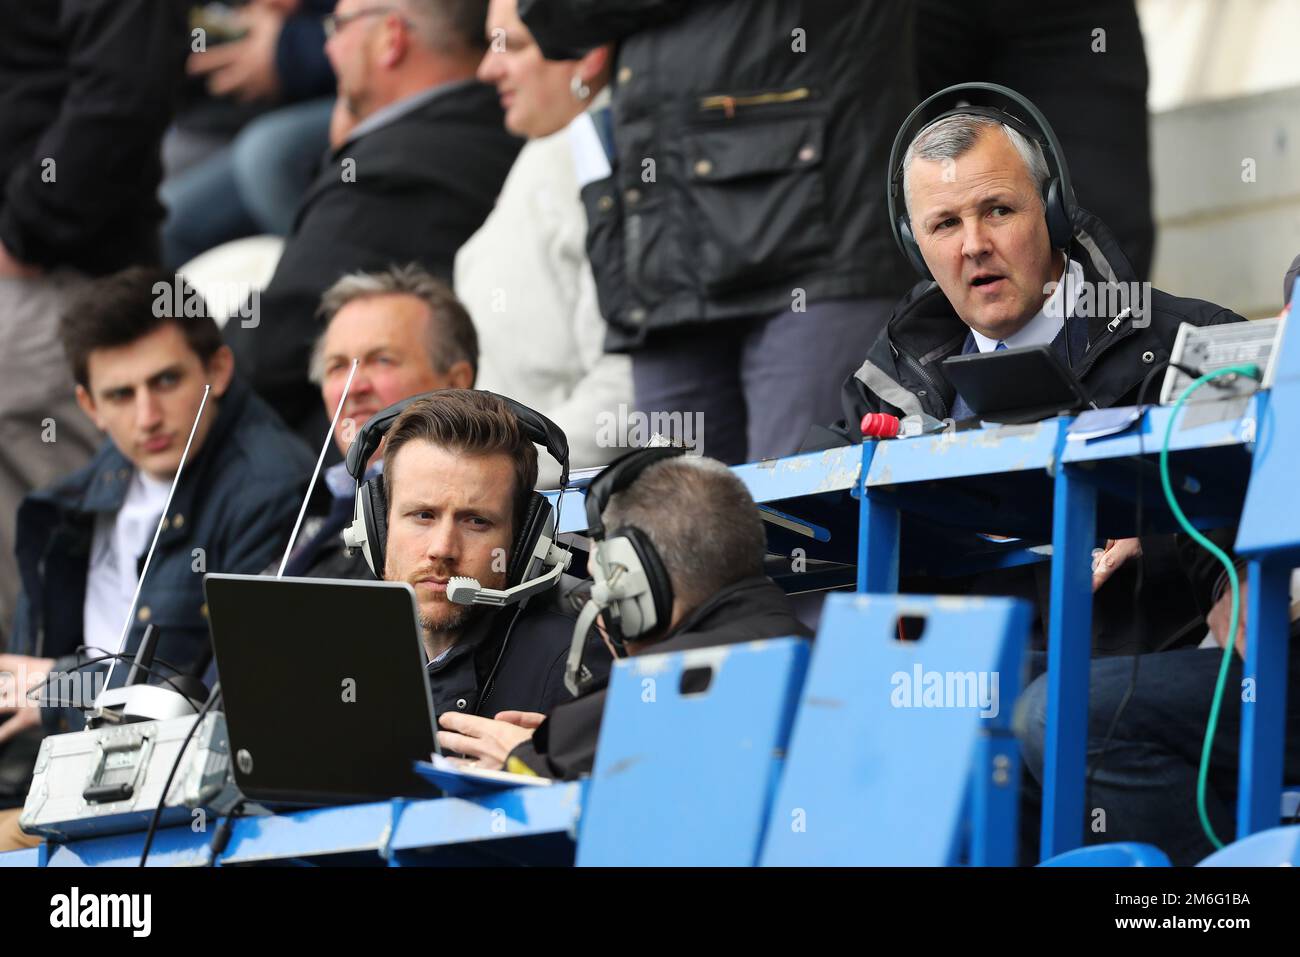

{"left": 19, "top": 712, "right": 242, "bottom": 842}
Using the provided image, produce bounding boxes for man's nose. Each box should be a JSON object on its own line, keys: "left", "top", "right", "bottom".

{"left": 423, "top": 517, "right": 460, "bottom": 563}
{"left": 136, "top": 388, "right": 163, "bottom": 431}
{"left": 960, "top": 217, "right": 993, "bottom": 259}
{"left": 349, "top": 369, "right": 373, "bottom": 397}
{"left": 476, "top": 49, "right": 498, "bottom": 85}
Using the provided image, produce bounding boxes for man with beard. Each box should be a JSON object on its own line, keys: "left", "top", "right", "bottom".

{"left": 375, "top": 389, "right": 600, "bottom": 717}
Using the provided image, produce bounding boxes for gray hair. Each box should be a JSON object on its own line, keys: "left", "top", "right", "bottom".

{"left": 309, "top": 263, "right": 478, "bottom": 385}
{"left": 398, "top": 0, "right": 488, "bottom": 54}
{"left": 601, "top": 456, "right": 767, "bottom": 609}
{"left": 902, "top": 113, "right": 1051, "bottom": 219}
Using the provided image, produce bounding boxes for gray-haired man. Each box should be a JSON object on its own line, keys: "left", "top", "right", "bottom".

{"left": 837, "top": 102, "right": 1241, "bottom": 432}
{"left": 282, "top": 264, "right": 477, "bottom": 579}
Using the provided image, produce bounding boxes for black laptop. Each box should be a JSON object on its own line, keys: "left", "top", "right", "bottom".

{"left": 203, "top": 574, "right": 441, "bottom": 805}
{"left": 942, "top": 343, "right": 1090, "bottom": 424}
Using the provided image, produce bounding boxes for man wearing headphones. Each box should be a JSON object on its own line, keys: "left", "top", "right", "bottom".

{"left": 816, "top": 84, "right": 1246, "bottom": 660}
{"left": 343, "top": 388, "right": 604, "bottom": 718}
{"left": 435, "top": 447, "right": 813, "bottom": 779}
{"left": 834, "top": 83, "right": 1242, "bottom": 434}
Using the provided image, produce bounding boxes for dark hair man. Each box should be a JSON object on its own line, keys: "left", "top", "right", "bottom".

{"left": 224, "top": 0, "right": 522, "bottom": 440}
{"left": 0, "top": 267, "right": 313, "bottom": 844}
{"left": 282, "top": 265, "right": 478, "bottom": 579}
{"left": 376, "top": 390, "right": 601, "bottom": 718}
{"left": 436, "top": 452, "right": 813, "bottom": 780}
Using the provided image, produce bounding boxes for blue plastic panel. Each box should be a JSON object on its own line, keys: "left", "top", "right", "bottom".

{"left": 577, "top": 638, "right": 809, "bottom": 866}
{"left": 761, "top": 593, "right": 1029, "bottom": 866}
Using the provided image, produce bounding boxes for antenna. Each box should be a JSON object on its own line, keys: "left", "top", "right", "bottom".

{"left": 278, "top": 359, "right": 359, "bottom": 577}
{"left": 103, "top": 385, "right": 211, "bottom": 694}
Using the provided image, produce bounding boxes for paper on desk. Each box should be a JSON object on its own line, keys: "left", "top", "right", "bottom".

{"left": 1067, "top": 407, "right": 1143, "bottom": 442}
{"left": 415, "top": 754, "right": 553, "bottom": 795}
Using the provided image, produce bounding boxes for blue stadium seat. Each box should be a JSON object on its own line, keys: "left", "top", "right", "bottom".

{"left": 576, "top": 637, "right": 809, "bottom": 867}
{"left": 760, "top": 593, "right": 1030, "bottom": 866}
{"left": 1039, "top": 843, "right": 1171, "bottom": 867}
{"left": 1197, "top": 826, "right": 1300, "bottom": 866}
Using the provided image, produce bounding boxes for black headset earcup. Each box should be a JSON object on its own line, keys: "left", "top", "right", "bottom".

{"left": 363, "top": 474, "right": 388, "bottom": 576}
{"left": 619, "top": 526, "right": 674, "bottom": 638}
{"left": 506, "top": 492, "right": 551, "bottom": 587}
{"left": 1044, "top": 177, "right": 1073, "bottom": 249}
{"left": 898, "top": 218, "right": 933, "bottom": 281}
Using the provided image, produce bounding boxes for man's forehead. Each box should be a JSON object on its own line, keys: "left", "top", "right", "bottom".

{"left": 389, "top": 442, "right": 516, "bottom": 501}
{"left": 910, "top": 129, "right": 1034, "bottom": 195}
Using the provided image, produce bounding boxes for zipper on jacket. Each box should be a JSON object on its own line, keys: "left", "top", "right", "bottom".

{"left": 1072, "top": 307, "right": 1138, "bottom": 381}
{"left": 899, "top": 351, "right": 949, "bottom": 419}
{"left": 699, "top": 87, "right": 811, "bottom": 119}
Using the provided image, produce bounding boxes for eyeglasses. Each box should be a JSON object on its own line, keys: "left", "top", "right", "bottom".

{"left": 323, "top": 6, "right": 407, "bottom": 40}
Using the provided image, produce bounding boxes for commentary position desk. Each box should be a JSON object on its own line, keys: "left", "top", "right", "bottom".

{"left": 553, "top": 402, "right": 1284, "bottom": 862}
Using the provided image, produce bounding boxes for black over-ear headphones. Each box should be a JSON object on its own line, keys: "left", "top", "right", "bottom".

{"left": 341, "top": 391, "right": 571, "bottom": 605}
{"left": 887, "top": 82, "right": 1078, "bottom": 281}
{"left": 563, "top": 445, "right": 686, "bottom": 695}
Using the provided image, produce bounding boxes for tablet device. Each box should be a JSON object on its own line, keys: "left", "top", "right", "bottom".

{"left": 942, "top": 343, "right": 1090, "bottom": 423}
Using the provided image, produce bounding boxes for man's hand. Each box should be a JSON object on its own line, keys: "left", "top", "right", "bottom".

{"left": 1207, "top": 579, "right": 1248, "bottom": 659}
{"left": 0, "top": 241, "right": 40, "bottom": 280}
{"left": 492, "top": 710, "right": 546, "bottom": 730}
{"left": 188, "top": 4, "right": 285, "bottom": 102}
{"left": 0, "top": 654, "right": 55, "bottom": 745}
{"left": 436, "top": 712, "right": 537, "bottom": 770}
{"left": 1092, "top": 538, "right": 1143, "bottom": 592}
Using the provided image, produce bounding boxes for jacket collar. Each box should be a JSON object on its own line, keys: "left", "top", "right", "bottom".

{"left": 657, "top": 576, "right": 810, "bottom": 648}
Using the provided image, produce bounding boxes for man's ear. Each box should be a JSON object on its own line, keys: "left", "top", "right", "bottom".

{"left": 74, "top": 384, "right": 104, "bottom": 432}
{"left": 446, "top": 360, "right": 474, "bottom": 391}
{"left": 205, "top": 345, "right": 236, "bottom": 398}
{"left": 380, "top": 14, "right": 410, "bottom": 69}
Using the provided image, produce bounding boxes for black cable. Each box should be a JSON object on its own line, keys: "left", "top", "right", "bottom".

{"left": 73, "top": 645, "right": 187, "bottom": 679}
{"left": 1085, "top": 361, "right": 1169, "bottom": 811}
{"left": 25, "top": 652, "right": 198, "bottom": 709}
{"left": 138, "top": 681, "right": 221, "bottom": 867}
{"left": 206, "top": 805, "right": 241, "bottom": 867}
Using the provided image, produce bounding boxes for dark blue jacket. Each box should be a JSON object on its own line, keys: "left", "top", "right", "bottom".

{"left": 275, "top": 0, "right": 337, "bottom": 102}
{"left": 11, "top": 378, "right": 314, "bottom": 731}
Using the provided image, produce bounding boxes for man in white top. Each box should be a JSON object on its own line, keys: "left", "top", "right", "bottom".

{"left": 0, "top": 267, "right": 312, "bottom": 749}
{"left": 455, "top": 0, "right": 631, "bottom": 487}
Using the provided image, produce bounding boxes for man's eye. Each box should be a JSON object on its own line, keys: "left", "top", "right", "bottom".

{"left": 990, "top": 206, "right": 1012, "bottom": 217}
{"left": 466, "top": 516, "right": 490, "bottom": 528}
{"left": 412, "top": 510, "right": 435, "bottom": 521}
{"left": 934, "top": 218, "right": 957, "bottom": 231}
